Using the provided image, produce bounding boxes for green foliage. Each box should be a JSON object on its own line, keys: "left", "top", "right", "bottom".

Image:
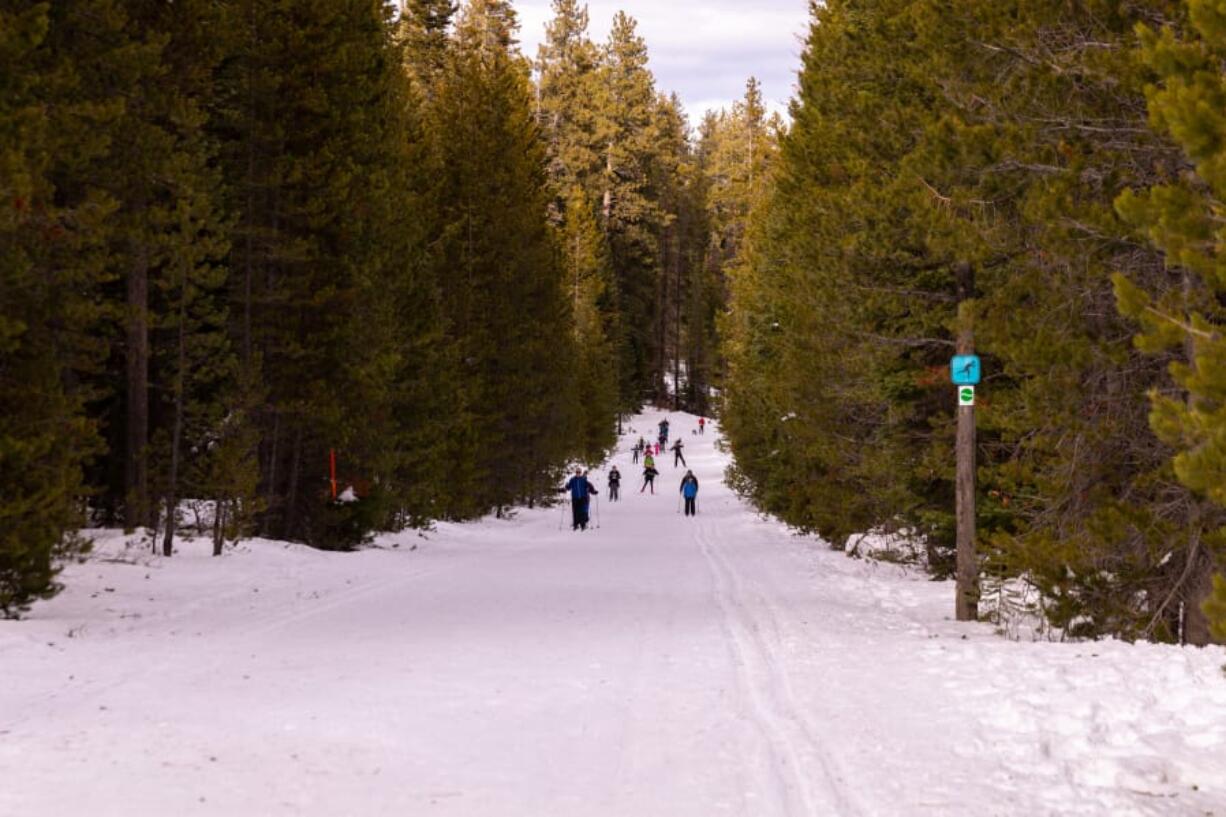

{"left": 718, "top": 0, "right": 1222, "bottom": 640}
{"left": 0, "top": 0, "right": 118, "bottom": 614}
{"left": 421, "top": 1, "right": 580, "bottom": 515}
{"left": 0, "top": 0, "right": 739, "bottom": 609}
{"left": 1114, "top": 0, "right": 1226, "bottom": 643}
{"left": 563, "top": 187, "right": 620, "bottom": 463}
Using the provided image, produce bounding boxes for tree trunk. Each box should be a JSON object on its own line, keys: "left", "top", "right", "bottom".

{"left": 126, "top": 237, "right": 150, "bottom": 533}
{"left": 263, "top": 412, "right": 280, "bottom": 536}
{"left": 1184, "top": 552, "right": 1220, "bottom": 645}
{"left": 162, "top": 275, "right": 189, "bottom": 558}
{"left": 673, "top": 224, "right": 683, "bottom": 411}
{"left": 283, "top": 428, "right": 303, "bottom": 540}
{"left": 212, "top": 500, "right": 225, "bottom": 557}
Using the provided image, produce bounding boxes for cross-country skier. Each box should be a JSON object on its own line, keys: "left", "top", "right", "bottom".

{"left": 632, "top": 443, "right": 640, "bottom": 465}
{"left": 680, "top": 470, "right": 699, "bottom": 517}
{"left": 641, "top": 463, "right": 659, "bottom": 494}
{"left": 671, "top": 438, "right": 687, "bottom": 467}
{"left": 608, "top": 467, "right": 622, "bottom": 502}
{"left": 698, "top": 417, "right": 706, "bottom": 435}
{"left": 560, "top": 467, "right": 598, "bottom": 531}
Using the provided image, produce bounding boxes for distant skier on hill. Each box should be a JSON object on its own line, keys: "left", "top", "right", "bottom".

{"left": 680, "top": 471, "right": 699, "bottom": 517}
{"left": 560, "top": 467, "right": 598, "bottom": 531}
{"left": 670, "top": 438, "right": 686, "bottom": 467}
{"left": 608, "top": 467, "right": 622, "bottom": 502}
{"left": 698, "top": 417, "right": 706, "bottom": 435}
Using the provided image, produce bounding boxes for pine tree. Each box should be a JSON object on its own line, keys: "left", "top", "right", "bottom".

{"left": 0, "top": 0, "right": 126, "bottom": 613}
{"left": 536, "top": 0, "right": 604, "bottom": 202}
{"left": 598, "top": 12, "right": 665, "bottom": 407}
{"left": 1115, "top": 0, "right": 1226, "bottom": 644}
{"left": 563, "top": 186, "right": 619, "bottom": 462}
{"left": 718, "top": 0, "right": 1200, "bottom": 641}
{"left": 426, "top": 0, "right": 579, "bottom": 515}
{"left": 401, "top": 0, "right": 457, "bottom": 85}
{"left": 213, "top": 0, "right": 452, "bottom": 547}
{"left": 535, "top": 0, "right": 622, "bottom": 447}
{"left": 698, "top": 79, "right": 780, "bottom": 414}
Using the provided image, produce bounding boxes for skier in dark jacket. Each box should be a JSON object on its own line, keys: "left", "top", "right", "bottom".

{"left": 561, "top": 467, "right": 598, "bottom": 531}
{"left": 641, "top": 464, "right": 659, "bottom": 494}
{"left": 670, "top": 438, "right": 687, "bottom": 467}
{"left": 608, "top": 467, "right": 622, "bottom": 502}
{"left": 680, "top": 471, "right": 699, "bottom": 516}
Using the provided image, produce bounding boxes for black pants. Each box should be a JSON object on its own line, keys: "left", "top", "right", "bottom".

{"left": 609, "top": 484, "right": 620, "bottom": 501}
{"left": 641, "top": 478, "right": 655, "bottom": 494}
{"left": 571, "top": 498, "right": 590, "bottom": 530}
{"left": 684, "top": 497, "right": 696, "bottom": 516}
{"left": 632, "top": 450, "right": 639, "bottom": 464}
{"left": 674, "top": 451, "right": 686, "bottom": 467}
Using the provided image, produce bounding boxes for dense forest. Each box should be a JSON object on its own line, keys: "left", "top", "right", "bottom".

{"left": 0, "top": 0, "right": 734, "bottom": 615}
{"left": 720, "top": 0, "right": 1226, "bottom": 644}
{"left": 3, "top": 0, "right": 1224, "bottom": 645}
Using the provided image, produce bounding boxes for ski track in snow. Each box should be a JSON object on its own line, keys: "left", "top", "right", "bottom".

{"left": 2, "top": 408, "right": 1226, "bottom": 817}
{"left": 696, "top": 517, "right": 863, "bottom": 817}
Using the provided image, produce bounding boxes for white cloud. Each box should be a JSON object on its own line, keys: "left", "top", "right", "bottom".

{"left": 515, "top": 0, "right": 811, "bottom": 121}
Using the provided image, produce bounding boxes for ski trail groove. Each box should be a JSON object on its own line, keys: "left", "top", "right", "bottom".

{"left": 695, "top": 522, "right": 817, "bottom": 816}
{"left": 717, "top": 538, "right": 871, "bottom": 817}
{"left": 696, "top": 519, "right": 863, "bottom": 817}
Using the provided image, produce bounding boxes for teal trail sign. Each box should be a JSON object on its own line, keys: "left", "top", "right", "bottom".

{"left": 951, "top": 355, "right": 981, "bottom": 386}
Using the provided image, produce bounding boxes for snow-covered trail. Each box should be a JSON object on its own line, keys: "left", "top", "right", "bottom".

{"left": 2, "top": 410, "right": 1225, "bottom": 816}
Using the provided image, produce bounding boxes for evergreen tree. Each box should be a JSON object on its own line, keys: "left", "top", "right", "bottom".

{"left": 536, "top": 0, "right": 604, "bottom": 203}
{"left": 426, "top": 0, "right": 579, "bottom": 515}
{"left": 720, "top": 0, "right": 1204, "bottom": 641}
{"left": 598, "top": 12, "right": 665, "bottom": 406}
{"left": 563, "top": 186, "right": 620, "bottom": 462}
{"left": 1115, "top": 0, "right": 1226, "bottom": 644}
{"left": 401, "top": 0, "right": 457, "bottom": 85}
{"left": 0, "top": 2, "right": 103, "bottom": 615}
{"left": 699, "top": 79, "right": 780, "bottom": 414}
{"left": 536, "top": 0, "right": 620, "bottom": 454}
{"left": 214, "top": 0, "right": 450, "bottom": 547}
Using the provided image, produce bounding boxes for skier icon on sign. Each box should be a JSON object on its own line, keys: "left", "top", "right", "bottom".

{"left": 950, "top": 355, "right": 981, "bottom": 386}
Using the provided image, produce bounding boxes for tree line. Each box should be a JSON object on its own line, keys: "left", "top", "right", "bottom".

{"left": 0, "top": 0, "right": 735, "bottom": 615}
{"left": 719, "top": 0, "right": 1226, "bottom": 644}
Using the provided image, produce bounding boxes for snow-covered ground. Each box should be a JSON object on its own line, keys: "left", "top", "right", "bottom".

{"left": 2, "top": 410, "right": 1225, "bottom": 816}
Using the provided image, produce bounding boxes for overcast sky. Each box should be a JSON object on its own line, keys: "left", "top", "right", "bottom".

{"left": 514, "top": 0, "right": 812, "bottom": 122}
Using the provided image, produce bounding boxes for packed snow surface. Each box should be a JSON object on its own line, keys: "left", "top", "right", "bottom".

{"left": 2, "top": 410, "right": 1225, "bottom": 816}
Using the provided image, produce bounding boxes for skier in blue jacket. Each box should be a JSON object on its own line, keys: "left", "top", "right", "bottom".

{"left": 561, "top": 467, "right": 598, "bottom": 531}
{"left": 680, "top": 470, "right": 699, "bottom": 517}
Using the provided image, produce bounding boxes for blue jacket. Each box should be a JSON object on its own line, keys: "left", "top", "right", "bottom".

{"left": 566, "top": 476, "right": 596, "bottom": 500}
{"left": 681, "top": 476, "right": 699, "bottom": 498}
